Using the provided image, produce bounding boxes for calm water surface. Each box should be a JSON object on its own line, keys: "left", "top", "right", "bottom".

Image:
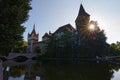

{"left": 1, "top": 60, "right": 120, "bottom": 80}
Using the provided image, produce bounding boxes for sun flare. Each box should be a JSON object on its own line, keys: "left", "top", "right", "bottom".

{"left": 89, "top": 24, "right": 95, "bottom": 31}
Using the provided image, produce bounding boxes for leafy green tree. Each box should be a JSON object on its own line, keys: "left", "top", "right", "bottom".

{"left": 0, "top": 0, "right": 32, "bottom": 56}
{"left": 13, "top": 41, "right": 28, "bottom": 53}
{"left": 109, "top": 41, "right": 120, "bottom": 56}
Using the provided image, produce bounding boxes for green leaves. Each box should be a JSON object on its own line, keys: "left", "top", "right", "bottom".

{"left": 0, "top": 0, "right": 31, "bottom": 55}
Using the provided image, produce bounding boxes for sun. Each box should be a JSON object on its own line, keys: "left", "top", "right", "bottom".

{"left": 89, "top": 24, "right": 95, "bottom": 31}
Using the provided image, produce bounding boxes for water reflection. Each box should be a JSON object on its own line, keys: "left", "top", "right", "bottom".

{"left": 112, "top": 70, "right": 120, "bottom": 80}
{"left": 2, "top": 60, "right": 120, "bottom": 80}
{"left": 0, "top": 59, "right": 3, "bottom": 80}
{"left": 40, "top": 61, "right": 113, "bottom": 80}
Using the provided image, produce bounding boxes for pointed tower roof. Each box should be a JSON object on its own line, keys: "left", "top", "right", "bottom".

{"left": 78, "top": 4, "right": 90, "bottom": 16}
{"left": 31, "top": 24, "right": 37, "bottom": 35}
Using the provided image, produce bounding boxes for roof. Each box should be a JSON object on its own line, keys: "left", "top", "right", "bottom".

{"left": 54, "top": 24, "right": 75, "bottom": 34}
{"left": 31, "top": 24, "right": 36, "bottom": 35}
{"left": 28, "top": 24, "right": 39, "bottom": 37}
{"left": 78, "top": 4, "right": 90, "bottom": 16}
{"left": 42, "top": 33, "right": 49, "bottom": 38}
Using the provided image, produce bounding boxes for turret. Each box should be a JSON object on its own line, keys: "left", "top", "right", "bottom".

{"left": 28, "top": 24, "right": 39, "bottom": 45}
{"left": 75, "top": 4, "right": 90, "bottom": 33}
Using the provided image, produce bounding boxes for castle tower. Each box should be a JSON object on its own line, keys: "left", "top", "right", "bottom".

{"left": 28, "top": 24, "right": 39, "bottom": 45}
{"left": 75, "top": 4, "right": 90, "bottom": 33}
{"left": 27, "top": 24, "right": 39, "bottom": 53}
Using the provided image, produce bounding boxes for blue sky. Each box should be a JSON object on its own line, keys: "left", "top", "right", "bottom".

{"left": 23, "top": 0, "right": 120, "bottom": 44}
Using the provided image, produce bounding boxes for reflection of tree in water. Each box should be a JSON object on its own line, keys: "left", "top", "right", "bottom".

{"left": 39, "top": 61, "right": 114, "bottom": 80}
{"left": 109, "top": 64, "right": 120, "bottom": 72}
{"left": 3, "top": 63, "right": 41, "bottom": 80}
{"left": 10, "top": 66, "right": 25, "bottom": 78}
{"left": 3, "top": 65, "right": 25, "bottom": 80}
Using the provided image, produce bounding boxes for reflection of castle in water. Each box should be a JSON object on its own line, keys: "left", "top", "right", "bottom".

{"left": 24, "top": 64, "right": 37, "bottom": 80}
{"left": 21, "top": 63, "right": 44, "bottom": 80}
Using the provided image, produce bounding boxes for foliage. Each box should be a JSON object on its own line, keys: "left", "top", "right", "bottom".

{"left": 0, "top": 0, "right": 32, "bottom": 56}
{"left": 9, "top": 66, "right": 25, "bottom": 78}
{"left": 78, "top": 21, "right": 108, "bottom": 57}
{"left": 109, "top": 41, "right": 120, "bottom": 56}
{"left": 12, "top": 41, "right": 28, "bottom": 53}
{"left": 46, "top": 31, "right": 75, "bottom": 58}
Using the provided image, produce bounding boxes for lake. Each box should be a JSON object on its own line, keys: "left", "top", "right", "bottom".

{"left": 1, "top": 59, "right": 120, "bottom": 80}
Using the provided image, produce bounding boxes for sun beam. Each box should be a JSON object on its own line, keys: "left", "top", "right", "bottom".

{"left": 89, "top": 24, "right": 95, "bottom": 31}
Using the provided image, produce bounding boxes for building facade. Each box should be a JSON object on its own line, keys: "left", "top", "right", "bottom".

{"left": 27, "top": 24, "right": 40, "bottom": 53}
{"left": 27, "top": 4, "right": 91, "bottom": 54}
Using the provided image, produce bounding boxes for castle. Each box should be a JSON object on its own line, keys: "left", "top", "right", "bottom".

{"left": 27, "top": 4, "right": 91, "bottom": 54}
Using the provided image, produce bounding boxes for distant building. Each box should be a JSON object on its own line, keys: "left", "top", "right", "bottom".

{"left": 27, "top": 25, "right": 51, "bottom": 54}
{"left": 27, "top": 24, "right": 40, "bottom": 53}
{"left": 28, "top": 24, "right": 39, "bottom": 45}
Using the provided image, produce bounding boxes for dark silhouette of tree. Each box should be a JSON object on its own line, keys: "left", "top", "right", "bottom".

{"left": 0, "top": 0, "right": 32, "bottom": 55}
{"left": 78, "top": 21, "right": 108, "bottom": 57}
{"left": 46, "top": 30, "right": 75, "bottom": 58}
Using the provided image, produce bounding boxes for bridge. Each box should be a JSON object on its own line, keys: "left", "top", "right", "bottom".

{"left": 7, "top": 53, "right": 39, "bottom": 59}
{"left": 3, "top": 59, "right": 39, "bottom": 66}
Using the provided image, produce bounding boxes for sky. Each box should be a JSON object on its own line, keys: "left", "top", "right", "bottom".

{"left": 23, "top": 0, "right": 120, "bottom": 44}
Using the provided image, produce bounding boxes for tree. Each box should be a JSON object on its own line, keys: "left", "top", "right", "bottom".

{"left": 109, "top": 41, "right": 120, "bottom": 56}
{"left": 12, "top": 41, "right": 28, "bottom": 53}
{"left": 0, "top": 0, "right": 32, "bottom": 56}
{"left": 46, "top": 31, "right": 75, "bottom": 58}
{"left": 78, "top": 21, "right": 108, "bottom": 57}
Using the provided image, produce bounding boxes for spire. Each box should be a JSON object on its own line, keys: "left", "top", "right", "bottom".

{"left": 78, "top": 4, "right": 90, "bottom": 16}
{"left": 31, "top": 24, "right": 36, "bottom": 35}
{"left": 33, "top": 24, "right": 35, "bottom": 30}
